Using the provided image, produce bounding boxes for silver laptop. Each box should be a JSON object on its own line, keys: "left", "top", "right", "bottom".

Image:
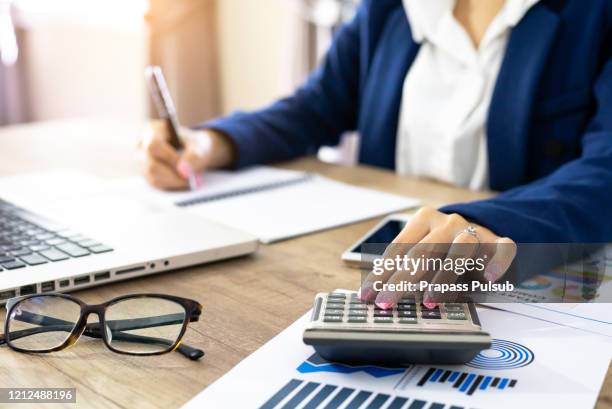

{"left": 0, "top": 172, "right": 258, "bottom": 303}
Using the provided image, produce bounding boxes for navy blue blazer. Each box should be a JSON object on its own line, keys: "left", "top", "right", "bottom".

{"left": 203, "top": 0, "right": 612, "bottom": 243}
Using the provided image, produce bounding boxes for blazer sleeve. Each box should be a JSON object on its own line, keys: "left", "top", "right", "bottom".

{"left": 196, "top": 3, "right": 366, "bottom": 168}
{"left": 440, "top": 52, "right": 612, "bottom": 243}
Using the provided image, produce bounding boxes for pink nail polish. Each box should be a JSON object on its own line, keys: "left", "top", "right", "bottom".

{"left": 423, "top": 296, "right": 437, "bottom": 310}
{"left": 177, "top": 161, "right": 194, "bottom": 179}
{"left": 375, "top": 302, "right": 393, "bottom": 310}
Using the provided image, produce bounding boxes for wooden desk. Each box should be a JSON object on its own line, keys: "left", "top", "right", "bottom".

{"left": 0, "top": 119, "right": 610, "bottom": 409}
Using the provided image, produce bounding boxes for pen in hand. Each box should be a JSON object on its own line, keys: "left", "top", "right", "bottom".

{"left": 146, "top": 65, "right": 202, "bottom": 191}
{"left": 177, "top": 161, "right": 203, "bottom": 191}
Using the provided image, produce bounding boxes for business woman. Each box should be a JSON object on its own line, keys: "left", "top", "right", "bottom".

{"left": 141, "top": 0, "right": 612, "bottom": 308}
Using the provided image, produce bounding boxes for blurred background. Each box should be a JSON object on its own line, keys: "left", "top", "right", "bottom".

{"left": 0, "top": 0, "right": 358, "bottom": 128}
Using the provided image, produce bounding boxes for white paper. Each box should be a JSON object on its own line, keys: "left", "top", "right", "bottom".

{"left": 118, "top": 166, "right": 308, "bottom": 206}
{"left": 185, "top": 176, "right": 418, "bottom": 243}
{"left": 184, "top": 308, "right": 612, "bottom": 409}
{"left": 485, "top": 303, "right": 612, "bottom": 338}
{"left": 109, "top": 166, "right": 420, "bottom": 243}
{"left": 485, "top": 246, "right": 612, "bottom": 337}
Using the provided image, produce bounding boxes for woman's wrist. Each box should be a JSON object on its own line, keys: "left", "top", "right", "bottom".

{"left": 205, "top": 129, "right": 237, "bottom": 169}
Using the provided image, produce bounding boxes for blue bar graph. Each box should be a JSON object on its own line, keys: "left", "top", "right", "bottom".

{"left": 283, "top": 382, "right": 320, "bottom": 409}
{"left": 430, "top": 369, "right": 445, "bottom": 382}
{"left": 417, "top": 368, "right": 518, "bottom": 396}
{"left": 325, "top": 387, "right": 354, "bottom": 409}
{"left": 387, "top": 397, "right": 408, "bottom": 409}
{"left": 480, "top": 376, "right": 492, "bottom": 390}
{"left": 303, "top": 385, "right": 337, "bottom": 409}
{"left": 259, "top": 379, "right": 464, "bottom": 409}
{"left": 365, "top": 394, "right": 390, "bottom": 409}
{"left": 459, "top": 374, "right": 476, "bottom": 393}
{"left": 260, "top": 379, "right": 303, "bottom": 409}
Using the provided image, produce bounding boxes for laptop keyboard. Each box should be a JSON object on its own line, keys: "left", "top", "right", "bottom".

{"left": 0, "top": 199, "right": 113, "bottom": 271}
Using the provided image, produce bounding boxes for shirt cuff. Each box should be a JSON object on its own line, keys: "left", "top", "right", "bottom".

{"left": 194, "top": 112, "right": 259, "bottom": 169}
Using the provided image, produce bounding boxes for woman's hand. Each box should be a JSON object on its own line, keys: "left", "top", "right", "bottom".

{"left": 359, "top": 207, "right": 516, "bottom": 309}
{"left": 138, "top": 120, "right": 236, "bottom": 190}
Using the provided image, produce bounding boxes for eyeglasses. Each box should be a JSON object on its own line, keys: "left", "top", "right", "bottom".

{"left": 0, "top": 293, "right": 204, "bottom": 360}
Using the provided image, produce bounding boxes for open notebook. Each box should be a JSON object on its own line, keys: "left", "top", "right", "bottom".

{"left": 111, "top": 166, "right": 420, "bottom": 243}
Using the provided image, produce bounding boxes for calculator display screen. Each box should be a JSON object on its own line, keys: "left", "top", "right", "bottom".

{"left": 352, "top": 220, "right": 406, "bottom": 255}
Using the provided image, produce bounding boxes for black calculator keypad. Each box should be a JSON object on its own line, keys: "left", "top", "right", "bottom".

{"left": 320, "top": 292, "right": 472, "bottom": 326}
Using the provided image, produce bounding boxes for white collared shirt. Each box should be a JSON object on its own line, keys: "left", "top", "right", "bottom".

{"left": 396, "top": 0, "right": 539, "bottom": 190}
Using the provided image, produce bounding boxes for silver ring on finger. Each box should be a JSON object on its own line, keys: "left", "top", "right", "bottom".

{"left": 456, "top": 225, "right": 481, "bottom": 247}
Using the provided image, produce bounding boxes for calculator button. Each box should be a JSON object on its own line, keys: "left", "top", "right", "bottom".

{"left": 400, "top": 296, "right": 416, "bottom": 302}
{"left": 373, "top": 317, "right": 393, "bottom": 323}
{"left": 397, "top": 304, "right": 417, "bottom": 311}
{"left": 328, "top": 293, "right": 346, "bottom": 299}
{"left": 447, "top": 312, "right": 468, "bottom": 320}
{"left": 348, "top": 310, "right": 367, "bottom": 317}
{"left": 397, "top": 310, "right": 416, "bottom": 317}
{"left": 348, "top": 304, "right": 367, "bottom": 310}
{"left": 444, "top": 305, "right": 464, "bottom": 312}
{"left": 398, "top": 317, "right": 417, "bottom": 324}
{"left": 347, "top": 316, "right": 367, "bottom": 323}
{"left": 420, "top": 304, "right": 439, "bottom": 310}
{"left": 326, "top": 303, "right": 345, "bottom": 309}
{"left": 373, "top": 310, "right": 393, "bottom": 317}
{"left": 422, "top": 311, "right": 442, "bottom": 319}
{"left": 323, "top": 316, "right": 343, "bottom": 323}
{"left": 324, "top": 310, "right": 344, "bottom": 316}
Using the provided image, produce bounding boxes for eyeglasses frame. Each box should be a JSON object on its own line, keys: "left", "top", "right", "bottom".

{"left": 1, "top": 293, "right": 203, "bottom": 359}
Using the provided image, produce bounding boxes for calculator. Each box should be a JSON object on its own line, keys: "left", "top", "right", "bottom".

{"left": 303, "top": 291, "right": 491, "bottom": 365}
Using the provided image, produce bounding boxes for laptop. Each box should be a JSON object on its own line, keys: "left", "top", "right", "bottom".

{"left": 0, "top": 171, "right": 258, "bottom": 304}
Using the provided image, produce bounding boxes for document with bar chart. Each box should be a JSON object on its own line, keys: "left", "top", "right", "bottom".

{"left": 183, "top": 308, "right": 611, "bottom": 409}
